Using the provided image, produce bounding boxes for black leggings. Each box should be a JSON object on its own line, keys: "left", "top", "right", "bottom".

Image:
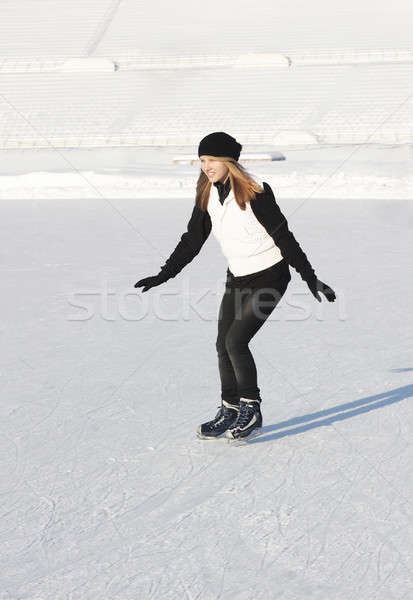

{"left": 216, "top": 261, "right": 291, "bottom": 404}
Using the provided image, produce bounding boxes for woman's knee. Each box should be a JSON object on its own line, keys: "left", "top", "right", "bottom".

{"left": 224, "top": 332, "right": 247, "bottom": 357}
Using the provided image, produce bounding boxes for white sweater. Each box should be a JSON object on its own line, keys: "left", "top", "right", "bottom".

{"left": 207, "top": 177, "right": 283, "bottom": 276}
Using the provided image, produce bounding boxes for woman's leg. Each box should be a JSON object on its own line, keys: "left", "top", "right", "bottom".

{"left": 216, "top": 284, "right": 240, "bottom": 404}
{"left": 224, "top": 276, "right": 290, "bottom": 400}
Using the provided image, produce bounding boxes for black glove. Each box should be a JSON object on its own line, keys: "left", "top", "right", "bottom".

{"left": 307, "top": 277, "right": 336, "bottom": 303}
{"left": 134, "top": 273, "right": 167, "bottom": 292}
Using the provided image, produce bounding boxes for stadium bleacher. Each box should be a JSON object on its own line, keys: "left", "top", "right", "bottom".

{"left": 0, "top": 0, "right": 412, "bottom": 149}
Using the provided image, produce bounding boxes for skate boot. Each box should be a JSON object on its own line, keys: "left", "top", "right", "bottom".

{"left": 197, "top": 400, "right": 240, "bottom": 439}
{"left": 225, "top": 397, "right": 263, "bottom": 443}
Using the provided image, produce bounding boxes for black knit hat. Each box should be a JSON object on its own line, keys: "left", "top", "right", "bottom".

{"left": 198, "top": 131, "right": 242, "bottom": 162}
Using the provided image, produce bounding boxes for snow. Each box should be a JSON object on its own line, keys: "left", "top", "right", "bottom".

{"left": 0, "top": 145, "right": 412, "bottom": 200}
{"left": 1, "top": 1, "right": 413, "bottom": 598}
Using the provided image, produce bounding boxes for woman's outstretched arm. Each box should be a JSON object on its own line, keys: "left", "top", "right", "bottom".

{"left": 135, "top": 204, "right": 212, "bottom": 292}
{"left": 250, "top": 182, "right": 335, "bottom": 302}
{"left": 158, "top": 204, "right": 212, "bottom": 281}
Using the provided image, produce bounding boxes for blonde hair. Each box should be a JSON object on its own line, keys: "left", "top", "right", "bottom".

{"left": 195, "top": 156, "right": 264, "bottom": 212}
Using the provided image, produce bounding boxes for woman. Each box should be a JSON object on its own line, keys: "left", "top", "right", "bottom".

{"left": 135, "top": 132, "right": 336, "bottom": 443}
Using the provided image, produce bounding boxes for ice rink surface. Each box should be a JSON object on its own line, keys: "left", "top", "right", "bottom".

{"left": 1, "top": 183, "right": 412, "bottom": 599}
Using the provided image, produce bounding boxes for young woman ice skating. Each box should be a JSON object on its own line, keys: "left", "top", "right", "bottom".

{"left": 135, "top": 132, "right": 336, "bottom": 443}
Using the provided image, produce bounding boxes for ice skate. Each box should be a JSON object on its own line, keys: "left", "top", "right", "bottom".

{"left": 197, "top": 399, "right": 240, "bottom": 439}
{"left": 225, "top": 397, "right": 263, "bottom": 444}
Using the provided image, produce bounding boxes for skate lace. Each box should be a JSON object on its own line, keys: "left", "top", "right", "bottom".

{"left": 211, "top": 406, "right": 224, "bottom": 428}
{"left": 211, "top": 405, "right": 237, "bottom": 429}
{"left": 234, "top": 403, "right": 256, "bottom": 429}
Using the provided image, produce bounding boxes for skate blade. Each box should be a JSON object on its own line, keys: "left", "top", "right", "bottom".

{"left": 196, "top": 432, "right": 225, "bottom": 441}
{"left": 226, "top": 428, "right": 263, "bottom": 446}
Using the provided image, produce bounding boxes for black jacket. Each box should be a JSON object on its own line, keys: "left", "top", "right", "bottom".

{"left": 158, "top": 181, "right": 316, "bottom": 284}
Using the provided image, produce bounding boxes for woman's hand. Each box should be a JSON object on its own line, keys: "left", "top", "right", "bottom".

{"left": 307, "top": 278, "right": 336, "bottom": 302}
{"left": 134, "top": 274, "right": 165, "bottom": 292}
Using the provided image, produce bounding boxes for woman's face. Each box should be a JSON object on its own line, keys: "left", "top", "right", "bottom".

{"left": 200, "top": 156, "right": 229, "bottom": 183}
